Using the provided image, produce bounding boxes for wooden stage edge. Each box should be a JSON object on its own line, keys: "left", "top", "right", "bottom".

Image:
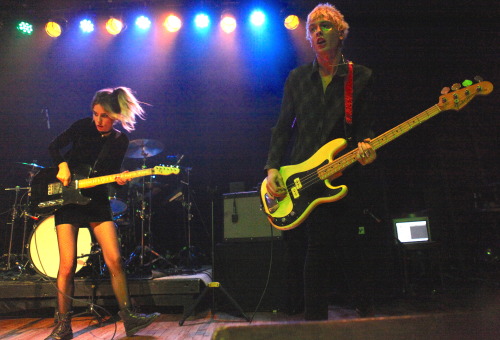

{"left": 0, "top": 267, "right": 211, "bottom": 315}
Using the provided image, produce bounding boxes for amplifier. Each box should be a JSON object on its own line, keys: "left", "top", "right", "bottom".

{"left": 223, "top": 191, "right": 281, "bottom": 241}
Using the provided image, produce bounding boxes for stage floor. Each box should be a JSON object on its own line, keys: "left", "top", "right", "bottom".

{"left": 0, "top": 264, "right": 498, "bottom": 339}
{"left": 0, "top": 290, "right": 498, "bottom": 339}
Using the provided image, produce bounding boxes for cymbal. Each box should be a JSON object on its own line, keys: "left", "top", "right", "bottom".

{"left": 16, "top": 162, "right": 44, "bottom": 169}
{"left": 126, "top": 139, "right": 164, "bottom": 158}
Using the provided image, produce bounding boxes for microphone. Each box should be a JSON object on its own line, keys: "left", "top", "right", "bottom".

{"left": 42, "top": 108, "right": 50, "bottom": 129}
{"left": 176, "top": 154, "right": 184, "bottom": 165}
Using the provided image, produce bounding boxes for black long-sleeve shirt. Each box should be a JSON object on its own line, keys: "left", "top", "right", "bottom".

{"left": 49, "top": 117, "right": 128, "bottom": 176}
{"left": 265, "top": 60, "right": 374, "bottom": 171}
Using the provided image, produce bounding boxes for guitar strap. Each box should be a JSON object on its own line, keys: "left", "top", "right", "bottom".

{"left": 344, "top": 61, "right": 354, "bottom": 141}
{"left": 91, "top": 130, "right": 122, "bottom": 176}
{"left": 344, "top": 61, "right": 354, "bottom": 125}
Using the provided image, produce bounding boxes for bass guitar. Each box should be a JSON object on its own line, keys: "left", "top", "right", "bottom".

{"left": 29, "top": 164, "right": 180, "bottom": 216}
{"left": 260, "top": 80, "right": 493, "bottom": 231}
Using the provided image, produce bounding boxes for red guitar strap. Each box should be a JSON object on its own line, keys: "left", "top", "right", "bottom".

{"left": 344, "top": 61, "right": 354, "bottom": 125}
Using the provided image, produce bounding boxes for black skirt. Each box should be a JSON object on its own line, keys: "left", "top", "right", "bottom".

{"left": 54, "top": 186, "right": 113, "bottom": 226}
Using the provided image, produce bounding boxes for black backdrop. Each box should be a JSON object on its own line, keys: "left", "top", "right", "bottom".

{"left": 0, "top": 0, "right": 498, "bottom": 273}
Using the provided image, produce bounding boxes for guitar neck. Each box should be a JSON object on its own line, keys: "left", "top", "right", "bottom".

{"left": 318, "top": 104, "right": 442, "bottom": 179}
{"left": 78, "top": 168, "right": 156, "bottom": 189}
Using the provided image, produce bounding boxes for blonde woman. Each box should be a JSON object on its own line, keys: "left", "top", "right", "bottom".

{"left": 45, "top": 87, "right": 159, "bottom": 339}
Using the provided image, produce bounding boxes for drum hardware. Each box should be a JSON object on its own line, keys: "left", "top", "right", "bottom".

{"left": 15, "top": 162, "right": 45, "bottom": 169}
{"left": 3, "top": 185, "right": 31, "bottom": 272}
{"left": 124, "top": 139, "right": 168, "bottom": 274}
{"left": 178, "top": 166, "right": 200, "bottom": 271}
{"left": 73, "top": 248, "right": 108, "bottom": 325}
{"left": 125, "top": 139, "right": 164, "bottom": 159}
{"left": 1, "top": 161, "right": 44, "bottom": 272}
{"left": 110, "top": 196, "right": 128, "bottom": 217}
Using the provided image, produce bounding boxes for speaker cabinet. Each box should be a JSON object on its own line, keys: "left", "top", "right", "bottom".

{"left": 214, "top": 241, "right": 286, "bottom": 312}
{"left": 223, "top": 191, "right": 281, "bottom": 241}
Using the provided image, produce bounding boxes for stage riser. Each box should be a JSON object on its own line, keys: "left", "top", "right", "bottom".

{"left": 0, "top": 277, "right": 203, "bottom": 314}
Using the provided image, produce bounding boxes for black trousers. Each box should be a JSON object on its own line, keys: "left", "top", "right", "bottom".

{"left": 283, "top": 201, "right": 374, "bottom": 320}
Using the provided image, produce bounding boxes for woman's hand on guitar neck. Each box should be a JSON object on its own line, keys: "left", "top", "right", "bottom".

{"left": 115, "top": 171, "right": 131, "bottom": 186}
{"left": 266, "top": 168, "right": 287, "bottom": 198}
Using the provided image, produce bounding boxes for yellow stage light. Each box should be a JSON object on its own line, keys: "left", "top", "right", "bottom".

{"left": 106, "top": 17, "right": 124, "bottom": 35}
{"left": 284, "top": 15, "right": 300, "bottom": 30}
{"left": 164, "top": 15, "right": 182, "bottom": 32}
{"left": 220, "top": 15, "right": 237, "bottom": 34}
{"left": 45, "top": 21, "right": 62, "bottom": 37}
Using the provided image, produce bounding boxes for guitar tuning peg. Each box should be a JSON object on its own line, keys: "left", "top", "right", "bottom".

{"left": 451, "top": 83, "right": 461, "bottom": 91}
{"left": 440, "top": 87, "right": 451, "bottom": 94}
{"left": 462, "top": 79, "right": 473, "bottom": 87}
{"left": 474, "top": 75, "right": 484, "bottom": 83}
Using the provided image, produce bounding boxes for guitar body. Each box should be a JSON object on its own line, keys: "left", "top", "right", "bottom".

{"left": 260, "top": 138, "right": 349, "bottom": 230}
{"left": 29, "top": 165, "right": 94, "bottom": 216}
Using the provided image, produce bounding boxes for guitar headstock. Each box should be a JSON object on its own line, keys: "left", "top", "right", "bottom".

{"left": 153, "top": 165, "right": 180, "bottom": 175}
{"left": 438, "top": 80, "right": 493, "bottom": 111}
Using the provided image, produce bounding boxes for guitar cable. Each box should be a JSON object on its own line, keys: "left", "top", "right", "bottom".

{"left": 248, "top": 217, "right": 276, "bottom": 322}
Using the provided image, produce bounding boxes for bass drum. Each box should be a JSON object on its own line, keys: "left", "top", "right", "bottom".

{"left": 28, "top": 215, "right": 92, "bottom": 278}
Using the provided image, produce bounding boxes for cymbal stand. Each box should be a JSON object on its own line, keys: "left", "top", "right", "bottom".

{"left": 180, "top": 167, "right": 197, "bottom": 271}
{"left": 139, "top": 161, "right": 148, "bottom": 267}
{"left": 20, "top": 164, "right": 39, "bottom": 261}
{"left": 3, "top": 186, "right": 29, "bottom": 271}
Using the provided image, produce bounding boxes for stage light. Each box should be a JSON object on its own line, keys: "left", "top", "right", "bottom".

{"left": 194, "top": 13, "right": 210, "bottom": 29}
{"left": 220, "top": 14, "right": 236, "bottom": 34}
{"left": 250, "top": 10, "right": 266, "bottom": 27}
{"left": 284, "top": 15, "right": 300, "bottom": 30}
{"left": 106, "top": 17, "right": 124, "bottom": 35}
{"left": 45, "top": 21, "right": 62, "bottom": 37}
{"left": 79, "top": 19, "right": 94, "bottom": 33}
{"left": 135, "top": 15, "right": 151, "bottom": 30}
{"left": 164, "top": 14, "right": 182, "bottom": 32}
{"left": 17, "top": 21, "right": 33, "bottom": 35}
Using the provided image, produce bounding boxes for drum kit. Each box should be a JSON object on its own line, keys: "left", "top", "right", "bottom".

{"left": 1, "top": 139, "right": 188, "bottom": 278}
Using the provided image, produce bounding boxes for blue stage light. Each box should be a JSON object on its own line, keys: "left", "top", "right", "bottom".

{"left": 135, "top": 15, "right": 152, "bottom": 30}
{"left": 194, "top": 13, "right": 210, "bottom": 29}
{"left": 249, "top": 10, "right": 266, "bottom": 27}
{"left": 79, "top": 19, "right": 94, "bottom": 33}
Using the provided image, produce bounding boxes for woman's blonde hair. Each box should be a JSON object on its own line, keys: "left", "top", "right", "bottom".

{"left": 91, "top": 87, "right": 146, "bottom": 132}
{"left": 306, "top": 3, "right": 349, "bottom": 42}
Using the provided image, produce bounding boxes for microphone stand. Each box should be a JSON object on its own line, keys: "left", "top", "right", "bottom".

{"left": 179, "top": 186, "right": 249, "bottom": 325}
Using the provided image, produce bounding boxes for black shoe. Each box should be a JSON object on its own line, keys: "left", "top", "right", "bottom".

{"left": 118, "top": 308, "right": 160, "bottom": 336}
{"left": 45, "top": 312, "right": 73, "bottom": 340}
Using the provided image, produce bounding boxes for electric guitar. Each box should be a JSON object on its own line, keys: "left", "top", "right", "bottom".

{"left": 29, "top": 164, "right": 180, "bottom": 216}
{"left": 260, "top": 80, "right": 493, "bottom": 231}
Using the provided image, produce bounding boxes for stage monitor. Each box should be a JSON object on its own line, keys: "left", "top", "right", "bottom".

{"left": 393, "top": 216, "right": 431, "bottom": 244}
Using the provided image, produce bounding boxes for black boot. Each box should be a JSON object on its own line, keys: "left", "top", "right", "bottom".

{"left": 45, "top": 311, "right": 73, "bottom": 340}
{"left": 118, "top": 308, "right": 160, "bottom": 337}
